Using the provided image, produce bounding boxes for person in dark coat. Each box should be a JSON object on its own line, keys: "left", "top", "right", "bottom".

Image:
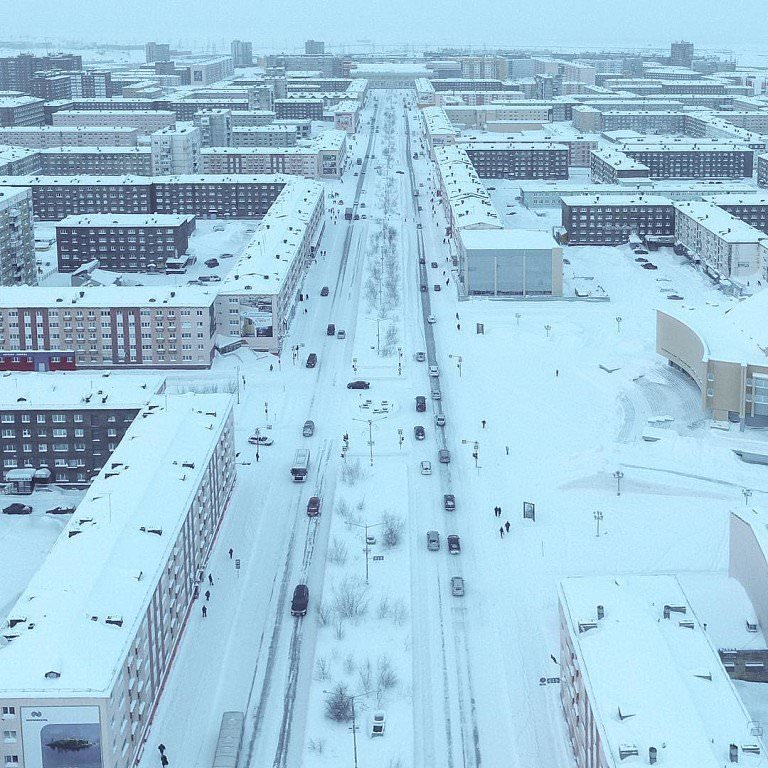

{"left": 201, "top": 605, "right": 207, "bottom": 618}
{"left": 157, "top": 745, "right": 166, "bottom": 755}
{"left": 499, "top": 527, "right": 505, "bottom": 538}
{"left": 505, "top": 521, "right": 511, "bottom": 533}
{"left": 228, "top": 548, "right": 234, "bottom": 559}
{"left": 161, "top": 755, "right": 169, "bottom": 766}
{"left": 208, "top": 574, "right": 214, "bottom": 586}
{"left": 205, "top": 590, "right": 211, "bottom": 601}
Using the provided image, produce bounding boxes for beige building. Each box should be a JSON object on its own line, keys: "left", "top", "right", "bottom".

{"left": 656, "top": 290, "right": 768, "bottom": 425}
{"left": 0, "top": 393, "right": 236, "bottom": 768}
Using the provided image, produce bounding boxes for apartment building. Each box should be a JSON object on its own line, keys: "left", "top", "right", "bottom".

{"left": 0, "top": 287, "right": 218, "bottom": 370}
{"left": 332, "top": 100, "right": 360, "bottom": 134}
{"left": 704, "top": 193, "right": 768, "bottom": 235}
{"left": 0, "top": 186, "right": 35, "bottom": 286}
{"left": 0, "top": 96, "right": 45, "bottom": 127}
{"left": 178, "top": 55, "right": 234, "bottom": 86}
{"left": 590, "top": 148, "right": 650, "bottom": 183}
{"left": 613, "top": 143, "right": 754, "bottom": 179}
{"left": 230, "top": 110, "right": 277, "bottom": 127}
{"left": 193, "top": 109, "right": 232, "bottom": 147}
{"left": 463, "top": 142, "right": 569, "bottom": 179}
{"left": 758, "top": 153, "right": 768, "bottom": 188}
{"left": 150, "top": 126, "right": 202, "bottom": 175}
{"left": 0, "top": 147, "right": 40, "bottom": 176}
{"left": 445, "top": 103, "right": 552, "bottom": 129}
{"left": 421, "top": 106, "right": 457, "bottom": 152}
{"left": 561, "top": 195, "right": 675, "bottom": 245}
{"left": 0, "top": 126, "right": 139, "bottom": 147}
{"left": 56, "top": 213, "right": 196, "bottom": 272}
{"left": 53, "top": 109, "right": 176, "bottom": 134}
{"left": 0, "top": 53, "right": 82, "bottom": 92}
{"left": 231, "top": 40, "right": 253, "bottom": 68}
{"left": 230, "top": 125, "right": 298, "bottom": 147}
{"left": 0, "top": 393, "right": 236, "bottom": 768}
{"left": 39, "top": 146, "right": 153, "bottom": 176}
{"left": 559, "top": 575, "right": 761, "bottom": 768}
{"left": 674, "top": 200, "right": 764, "bottom": 278}
{"left": 0, "top": 373, "right": 164, "bottom": 484}
{"left": 145, "top": 42, "right": 171, "bottom": 63}
{"left": 274, "top": 98, "right": 324, "bottom": 120}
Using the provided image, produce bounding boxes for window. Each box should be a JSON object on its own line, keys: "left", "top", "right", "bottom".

{"left": 4, "top": 755, "right": 19, "bottom": 765}
{"left": 3, "top": 730, "right": 17, "bottom": 743}
{"left": 1, "top": 707, "right": 15, "bottom": 717}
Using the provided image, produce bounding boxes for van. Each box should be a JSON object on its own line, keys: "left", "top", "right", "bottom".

{"left": 416, "top": 396, "right": 426, "bottom": 412}
{"left": 306, "top": 353, "right": 318, "bottom": 368}
{"left": 291, "top": 584, "right": 309, "bottom": 616}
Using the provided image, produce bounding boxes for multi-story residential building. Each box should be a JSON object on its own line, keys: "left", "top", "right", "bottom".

{"left": 145, "top": 42, "right": 171, "bottom": 63}
{"left": 231, "top": 40, "right": 253, "bottom": 68}
{"left": 421, "top": 106, "right": 457, "bottom": 153}
{"left": 670, "top": 40, "right": 695, "bottom": 68}
{"left": 0, "top": 186, "right": 35, "bottom": 286}
{"left": 463, "top": 142, "right": 569, "bottom": 179}
{"left": 704, "top": 193, "right": 768, "bottom": 235}
{"left": 53, "top": 109, "right": 176, "bottom": 134}
{"left": 305, "top": 40, "right": 325, "bottom": 55}
{"left": 590, "top": 148, "right": 651, "bottom": 183}
{"left": 230, "top": 125, "right": 298, "bottom": 147}
{"left": 558, "top": 574, "right": 760, "bottom": 768}
{"left": 561, "top": 195, "right": 676, "bottom": 245}
{"left": 0, "top": 125, "right": 139, "bottom": 147}
{"left": 69, "top": 70, "right": 113, "bottom": 99}
{"left": 609, "top": 143, "right": 754, "bottom": 179}
{"left": 230, "top": 110, "right": 277, "bottom": 127}
{"left": 0, "top": 393, "right": 236, "bottom": 768}
{"left": 758, "top": 153, "right": 768, "bottom": 188}
{"left": 150, "top": 125, "right": 201, "bottom": 175}
{"left": 193, "top": 109, "right": 232, "bottom": 147}
{"left": 0, "top": 287, "right": 218, "bottom": 370}
{"left": 0, "top": 53, "right": 82, "bottom": 92}
{"left": 0, "top": 147, "right": 41, "bottom": 176}
{"left": 0, "top": 95, "right": 45, "bottom": 127}
{"left": 274, "top": 98, "right": 324, "bottom": 120}
{"left": 0, "top": 373, "right": 164, "bottom": 483}
{"left": 39, "top": 146, "right": 153, "bottom": 176}
{"left": 463, "top": 127, "right": 598, "bottom": 167}
{"left": 332, "top": 100, "right": 360, "bottom": 133}
{"left": 445, "top": 103, "right": 553, "bottom": 129}
{"left": 673, "top": 200, "right": 765, "bottom": 278}
{"left": 56, "top": 213, "right": 196, "bottom": 272}
{"left": 30, "top": 73, "right": 72, "bottom": 101}
{"left": 181, "top": 55, "right": 234, "bottom": 86}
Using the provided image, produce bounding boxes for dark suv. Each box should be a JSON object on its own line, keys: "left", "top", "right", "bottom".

{"left": 415, "top": 396, "right": 426, "bottom": 413}
{"left": 3, "top": 502, "right": 31, "bottom": 515}
{"left": 307, "top": 496, "right": 321, "bottom": 516}
{"left": 291, "top": 584, "right": 309, "bottom": 616}
{"left": 306, "top": 353, "right": 318, "bottom": 368}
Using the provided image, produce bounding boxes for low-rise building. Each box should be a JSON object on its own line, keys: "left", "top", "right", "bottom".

{"left": 590, "top": 148, "right": 650, "bottom": 184}
{"left": 0, "top": 393, "right": 236, "bottom": 768}
{"left": 56, "top": 213, "right": 196, "bottom": 272}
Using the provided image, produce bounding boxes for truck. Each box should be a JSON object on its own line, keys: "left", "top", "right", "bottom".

{"left": 291, "top": 448, "right": 311, "bottom": 482}
{"left": 345, "top": 207, "right": 353, "bottom": 221}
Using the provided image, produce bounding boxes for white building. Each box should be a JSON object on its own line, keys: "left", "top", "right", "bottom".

{"left": 559, "top": 575, "right": 764, "bottom": 768}
{"left": 150, "top": 125, "right": 202, "bottom": 176}
{"left": 0, "top": 393, "right": 236, "bottom": 768}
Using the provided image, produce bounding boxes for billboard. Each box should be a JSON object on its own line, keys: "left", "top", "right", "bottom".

{"left": 240, "top": 298, "right": 273, "bottom": 338}
{"left": 21, "top": 706, "right": 102, "bottom": 768}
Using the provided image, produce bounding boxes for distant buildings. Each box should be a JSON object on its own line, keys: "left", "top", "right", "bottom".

{"left": 53, "top": 109, "right": 176, "bottom": 134}
{"left": 305, "top": 39, "right": 325, "bottom": 55}
{"left": 0, "top": 53, "right": 82, "bottom": 92}
{"left": 231, "top": 40, "right": 253, "bottom": 68}
{"left": 194, "top": 108, "right": 232, "bottom": 147}
{"left": 145, "top": 41, "right": 171, "bottom": 63}
{"left": 0, "top": 186, "right": 35, "bottom": 286}
{"left": 670, "top": 40, "right": 695, "bottom": 68}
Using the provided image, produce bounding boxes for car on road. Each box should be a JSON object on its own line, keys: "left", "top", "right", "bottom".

{"left": 337, "top": 329, "right": 346, "bottom": 339}
{"left": 327, "top": 323, "right": 336, "bottom": 336}
{"left": 46, "top": 505, "right": 75, "bottom": 515}
{"left": 633, "top": 248, "right": 649, "bottom": 255}
{"left": 306, "top": 496, "right": 321, "bottom": 516}
{"left": 420, "top": 460, "right": 432, "bottom": 475}
{"left": 451, "top": 576, "right": 465, "bottom": 596}
{"left": 444, "top": 494, "right": 455, "bottom": 511}
{"left": 419, "top": 256, "right": 426, "bottom": 264}
{"left": 642, "top": 263, "right": 658, "bottom": 270}
{"left": 248, "top": 434, "right": 274, "bottom": 445}
{"left": 427, "top": 315, "right": 436, "bottom": 324}
{"left": 427, "top": 530, "right": 440, "bottom": 550}
{"left": 431, "top": 390, "right": 441, "bottom": 400}
{"left": 429, "top": 365, "right": 439, "bottom": 377}
{"left": 417, "top": 223, "right": 423, "bottom": 229}
{"left": 291, "top": 584, "right": 309, "bottom": 616}
{"left": 303, "top": 420, "right": 315, "bottom": 437}
{"left": 667, "top": 294, "right": 684, "bottom": 300}
{"left": 420, "top": 284, "right": 427, "bottom": 292}
{"left": 198, "top": 275, "right": 221, "bottom": 283}
{"left": 414, "top": 425, "right": 425, "bottom": 440}
{"left": 439, "top": 449, "right": 451, "bottom": 464}
{"left": 220, "top": 252, "right": 234, "bottom": 259}
{"left": 435, "top": 413, "right": 446, "bottom": 427}
{"left": 415, "top": 395, "right": 426, "bottom": 412}
{"left": 306, "top": 353, "right": 318, "bottom": 368}
{"left": 415, "top": 352, "right": 426, "bottom": 362}
{"left": 3, "top": 503, "right": 31, "bottom": 515}
{"left": 204, "top": 258, "right": 219, "bottom": 268}
{"left": 366, "top": 533, "right": 377, "bottom": 546}
{"left": 635, "top": 257, "right": 649, "bottom": 263}
{"left": 347, "top": 380, "right": 370, "bottom": 389}
{"left": 321, "top": 286, "right": 330, "bottom": 296}
{"left": 447, "top": 535, "right": 461, "bottom": 554}
{"left": 396, "top": 170, "right": 405, "bottom": 174}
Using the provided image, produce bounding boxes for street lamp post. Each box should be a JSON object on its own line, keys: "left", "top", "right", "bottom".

{"left": 348, "top": 520, "right": 385, "bottom": 584}
{"left": 544, "top": 324, "right": 552, "bottom": 338}
{"left": 461, "top": 438, "right": 479, "bottom": 470}
{"left": 254, "top": 427, "right": 260, "bottom": 462}
{"left": 353, "top": 415, "right": 386, "bottom": 467}
{"left": 616, "top": 316, "right": 623, "bottom": 334}
{"left": 448, "top": 354, "right": 463, "bottom": 377}
{"left": 322, "top": 688, "right": 381, "bottom": 768}
{"left": 397, "top": 347, "right": 403, "bottom": 376}
{"left": 743, "top": 488, "right": 753, "bottom": 507}
{"left": 613, "top": 470, "right": 624, "bottom": 496}
{"left": 594, "top": 510, "right": 603, "bottom": 537}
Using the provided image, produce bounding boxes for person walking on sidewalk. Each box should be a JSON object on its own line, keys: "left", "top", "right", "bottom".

{"left": 201, "top": 605, "right": 207, "bottom": 618}
{"left": 505, "top": 520, "right": 511, "bottom": 533}
{"left": 228, "top": 548, "right": 234, "bottom": 559}
{"left": 499, "top": 526, "right": 505, "bottom": 538}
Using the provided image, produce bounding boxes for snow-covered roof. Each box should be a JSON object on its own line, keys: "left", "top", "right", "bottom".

{"left": 461, "top": 229, "right": 558, "bottom": 251}
{"left": 591, "top": 148, "right": 650, "bottom": 171}
{"left": 560, "top": 575, "right": 763, "bottom": 768}
{"left": 422, "top": 106, "right": 455, "bottom": 136}
{"left": 0, "top": 394, "right": 233, "bottom": 697}
{"left": 464, "top": 141, "right": 569, "bottom": 152}
{"left": 673, "top": 201, "right": 765, "bottom": 243}
{"left": 56, "top": 213, "right": 194, "bottom": 228}
{"left": 0, "top": 95, "right": 43, "bottom": 108}
{"left": 38, "top": 146, "right": 150, "bottom": 155}
{"left": 231, "top": 125, "right": 297, "bottom": 133}
{"left": 704, "top": 193, "right": 768, "bottom": 207}
{"left": 0, "top": 173, "right": 294, "bottom": 187}
{"left": 0, "top": 371, "right": 165, "bottom": 411}
{"left": 0, "top": 285, "right": 217, "bottom": 309}
{"left": 561, "top": 194, "right": 673, "bottom": 207}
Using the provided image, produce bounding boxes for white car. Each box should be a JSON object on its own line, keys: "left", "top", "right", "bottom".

{"left": 420, "top": 460, "right": 432, "bottom": 475}
{"left": 451, "top": 576, "right": 465, "bottom": 596}
{"left": 248, "top": 435, "right": 274, "bottom": 446}
{"left": 429, "top": 365, "right": 439, "bottom": 377}
{"left": 427, "top": 315, "right": 436, "bottom": 324}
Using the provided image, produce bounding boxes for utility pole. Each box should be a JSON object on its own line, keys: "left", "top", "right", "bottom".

{"left": 594, "top": 510, "right": 603, "bottom": 537}
{"left": 613, "top": 470, "right": 624, "bottom": 496}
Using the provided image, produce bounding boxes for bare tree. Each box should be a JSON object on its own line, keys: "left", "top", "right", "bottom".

{"left": 382, "top": 513, "right": 404, "bottom": 549}
{"left": 358, "top": 658, "right": 373, "bottom": 691}
{"left": 327, "top": 537, "right": 348, "bottom": 565}
{"left": 333, "top": 576, "right": 369, "bottom": 620}
{"left": 317, "top": 601, "right": 332, "bottom": 626}
{"left": 315, "top": 656, "right": 331, "bottom": 681}
{"left": 325, "top": 684, "right": 352, "bottom": 722}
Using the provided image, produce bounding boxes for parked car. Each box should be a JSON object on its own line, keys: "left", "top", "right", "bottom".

{"left": 427, "top": 530, "right": 440, "bottom": 551}
{"left": 306, "top": 496, "right": 321, "bottom": 516}
{"left": 451, "top": 576, "right": 465, "bottom": 596}
{"left": 433, "top": 284, "right": 441, "bottom": 292}
{"left": 347, "top": 380, "right": 370, "bottom": 389}
{"left": 291, "top": 584, "right": 309, "bottom": 616}
{"left": 3, "top": 503, "right": 31, "bottom": 515}
{"left": 635, "top": 257, "right": 649, "bottom": 263}
{"left": 667, "top": 294, "right": 684, "bottom": 300}
{"left": 199, "top": 274, "right": 221, "bottom": 282}
{"left": 415, "top": 352, "right": 426, "bottom": 362}
{"left": 642, "top": 263, "right": 658, "bottom": 270}
{"left": 321, "top": 286, "right": 330, "bottom": 296}
{"left": 366, "top": 533, "right": 377, "bottom": 546}
{"left": 427, "top": 315, "right": 436, "bottom": 324}
{"left": 435, "top": 413, "right": 446, "bottom": 427}
{"left": 414, "top": 425, "right": 425, "bottom": 440}
{"left": 327, "top": 323, "right": 336, "bottom": 336}
{"left": 430, "top": 261, "right": 438, "bottom": 268}
{"left": 429, "top": 365, "right": 439, "bottom": 377}
{"left": 447, "top": 535, "right": 461, "bottom": 554}
{"left": 439, "top": 449, "right": 451, "bottom": 464}
{"left": 212, "top": 224, "right": 225, "bottom": 232}
{"left": 337, "top": 329, "right": 346, "bottom": 339}
{"left": 46, "top": 505, "right": 75, "bottom": 515}
{"left": 416, "top": 395, "right": 427, "bottom": 412}
{"left": 633, "top": 248, "right": 649, "bottom": 255}
{"left": 420, "top": 284, "right": 427, "bottom": 292}
{"left": 417, "top": 223, "right": 423, "bottom": 229}
{"left": 420, "top": 460, "right": 432, "bottom": 475}
{"left": 306, "top": 353, "right": 318, "bottom": 368}
{"left": 248, "top": 434, "right": 274, "bottom": 445}
{"left": 220, "top": 252, "right": 234, "bottom": 259}
{"left": 444, "top": 494, "right": 455, "bottom": 511}
{"left": 204, "top": 258, "right": 219, "bottom": 268}
{"left": 303, "top": 420, "right": 315, "bottom": 437}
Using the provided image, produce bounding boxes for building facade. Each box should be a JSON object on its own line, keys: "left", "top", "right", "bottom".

{"left": 0, "top": 186, "right": 35, "bottom": 286}
{"left": 193, "top": 109, "right": 232, "bottom": 147}
{"left": 150, "top": 126, "right": 202, "bottom": 175}
{"left": 0, "top": 96, "right": 45, "bottom": 127}
{"left": 231, "top": 40, "right": 253, "bottom": 68}
{"left": 464, "top": 143, "right": 569, "bottom": 179}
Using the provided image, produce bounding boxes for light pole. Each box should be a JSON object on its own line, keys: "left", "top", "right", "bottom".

{"left": 613, "top": 470, "right": 624, "bottom": 496}
{"left": 254, "top": 427, "right": 260, "bottom": 462}
{"left": 366, "top": 317, "right": 381, "bottom": 355}
{"left": 348, "top": 521, "right": 385, "bottom": 584}
{"left": 616, "top": 316, "right": 623, "bottom": 334}
{"left": 264, "top": 401, "right": 269, "bottom": 425}
{"left": 461, "top": 439, "right": 479, "bottom": 470}
{"left": 594, "top": 510, "right": 603, "bottom": 537}
{"left": 397, "top": 347, "right": 402, "bottom": 376}
{"left": 353, "top": 414, "right": 386, "bottom": 466}
{"left": 743, "top": 488, "right": 753, "bottom": 507}
{"left": 544, "top": 324, "right": 552, "bottom": 338}
{"left": 448, "top": 354, "right": 463, "bottom": 377}
{"left": 352, "top": 357, "right": 358, "bottom": 374}
{"left": 515, "top": 312, "right": 521, "bottom": 327}
{"left": 322, "top": 688, "right": 381, "bottom": 768}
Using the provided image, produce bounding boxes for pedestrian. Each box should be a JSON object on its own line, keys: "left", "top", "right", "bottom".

{"left": 555, "top": 369, "right": 559, "bottom": 377}
{"left": 498, "top": 506, "right": 502, "bottom": 517}
{"left": 481, "top": 419, "right": 487, "bottom": 429}
{"left": 255, "top": 452, "right": 260, "bottom": 462}
{"left": 158, "top": 745, "right": 166, "bottom": 755}
{"left": 446, "top": 279, "right": 449, "bottom": 286}
{"left": 229, "top": 548, "right": 233, "bottom": 559}
{"left": 499, "top": 526, "right": 505, "bottom": 538}
{"left": 455, "top": 312, "right": 459, "bottom": 320}
{"left": 269, "top": 363, "right": 273, "bottom": 372}
{"left": 505, "top": 520, "right": 510, "bottom": 533}
{"left": 505, "top": 446, "right": 509, "bottom": 456}
{"left": 208, "top": 573, "right": 214, "bottom": 586}
{"left": 241, "top": 375, "right": 245, "bottom": 386}
{"left": 161, "top": 755, "right": 169, "bottom": 767}
{"left": 456, "top": 323, "right": 460, "bottom": 331}
{"left": 201, "top": 605, "right": 207, "bottom": 618}
{"left": 205, "top": 589, "right": 210, "bottom": 601}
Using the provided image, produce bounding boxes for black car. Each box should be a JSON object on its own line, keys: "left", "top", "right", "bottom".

{"left": 306, "top": 353, "right": 318, "bottom": 368}
{"left": 642, "top": 263, "right": 658, "bottom": 270}
{"left": 321, "top": 286, "right": 330, "bottom": 296}
{"left": 347, "top": 380, "right": 370, "bottom": 389}
{"left": 415, "top": 395, "right": 426, "bottom": 412}
{"left": 414, "top": 425, "right": 425, "bottom": 440}
{"left": 46, "top": 506, "right": 75, "bottom": 515}
{"left": 3, "top": 503, "right": 32, "bottom": 515}
{"left": 447, "top": 535, "right": 461, "bottom": 554}
{"left": 444, "top": 494, "right": 456, "bottom": 511}
{"left": 307, "top": 496, "right": 321, "bottom": 516}
{"left": 327, "top": 323, "right": 336, "bottom": 336}
{"left": 204, "top": 258, "right": 219, "bottom": 268}
{"left": 291, "top": 584, "right": 309, "bottom": 616}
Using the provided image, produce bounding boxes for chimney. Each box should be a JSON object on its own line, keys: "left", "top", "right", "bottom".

{"left": 649, "top": 746, "right": 658, "bottom": 764}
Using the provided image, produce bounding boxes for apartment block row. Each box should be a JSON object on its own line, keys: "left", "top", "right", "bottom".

{"left": 463, "top": 142, "right": 569, "bottom": 179}
{"left": 0, "top": 186, "right": 35, "bottom": 286}
{"left": 0, "top": 393, "right": 236, "bottom": 768}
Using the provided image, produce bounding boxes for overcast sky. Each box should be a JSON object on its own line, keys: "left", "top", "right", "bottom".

{"left": 3, "top": 0, "right": 767, "bottom": 56}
